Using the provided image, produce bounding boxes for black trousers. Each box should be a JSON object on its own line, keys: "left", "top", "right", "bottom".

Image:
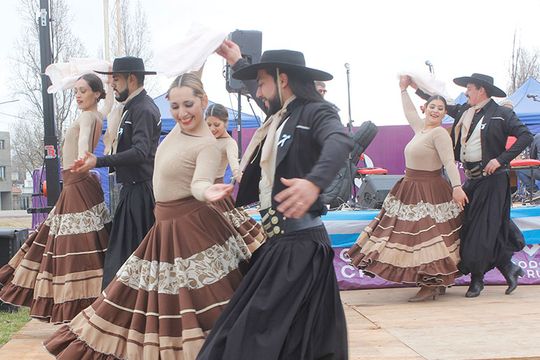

{"left": 101, "top": 181, "right": 155, "bottom": 289}
{"left": 198, "top": 226, "right": 348, "bottom": 360}
{"left": 458, "top": 172, "right": 525, "bottom": 276}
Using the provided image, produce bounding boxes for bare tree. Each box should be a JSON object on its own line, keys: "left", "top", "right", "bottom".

{"left": 110, "top": 0, "right": 152, "bottom": 62}
{"left": 508, "top": 31, "right": 540, "bottom": 94}
{"left": 11, "top": 0, "right": 86, "bottom": 173}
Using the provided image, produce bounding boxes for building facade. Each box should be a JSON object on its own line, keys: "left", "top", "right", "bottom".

{"left": 0, "top": 131, "right": 13, "bottom": 210}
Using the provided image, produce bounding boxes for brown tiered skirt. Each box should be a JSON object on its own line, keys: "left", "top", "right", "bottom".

{"left": 347, "top": 168, "right": 463, "bottom": 287}
{"left": 44, "top": 197, "right": 252, "bottom": 360}
{"left": 0, "top": 170, "right": 110, "bottom": 323}
{"left": 212, "top": 196, "right": 265, "bottom": 253}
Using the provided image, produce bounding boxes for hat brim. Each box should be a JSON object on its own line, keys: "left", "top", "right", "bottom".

{"left": 453, "top": 76, "right": 506, "bottom": 98}
{"left": 232, "top": 62, "right": 333, "bottom": 81}
{"left": 94, "top": 70, "right": 157, "bottom": 75}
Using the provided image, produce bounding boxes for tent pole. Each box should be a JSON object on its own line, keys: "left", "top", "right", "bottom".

{"left": 237, "top": 90, "right": 242, "bottom": 158}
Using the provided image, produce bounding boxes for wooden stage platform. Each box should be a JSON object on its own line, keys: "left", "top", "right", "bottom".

{"left": 1, "top": 285, "right": 539, "bottom": 360}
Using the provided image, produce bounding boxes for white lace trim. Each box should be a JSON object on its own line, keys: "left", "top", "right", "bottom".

{"left": 45, "top": 202, "right": 112, "bottom": 236}
{"left": 222, "top": 207, "right": 250, "bottom": 228}
{"left": 382, "top": 194, "right": 461, "bottom": 223}
{"left": 116, "top": 235, "right": 251, "bottom": 293}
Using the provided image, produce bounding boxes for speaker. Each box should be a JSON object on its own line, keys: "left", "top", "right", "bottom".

{"left": 356, "top": 175, "right": 402, "bottom": 209}
{"left": 0, "top": 228, "right": 28, "bottom": 313}
{"left": 225, "top": 30, "right": 262, "bottom": 94}
{"left": 0, "top": 228, "right": 28, "bottom": 266}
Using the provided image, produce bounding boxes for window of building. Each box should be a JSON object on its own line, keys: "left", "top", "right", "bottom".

{"left": 0, "top": 140, "right": 4, "bottom": 150}
{"left": 0, "top": 166, "right": 5, "bottom": 181}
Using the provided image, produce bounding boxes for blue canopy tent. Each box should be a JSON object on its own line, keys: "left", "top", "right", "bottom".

{"left": 507, "top": 77, "right": 540, "bottom": 134}
{"left": 94, "top": 93, "right": 261, "bottom": 206}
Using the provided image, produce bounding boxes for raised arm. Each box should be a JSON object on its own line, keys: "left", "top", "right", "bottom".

{"left": 399, "top": 76, "right": 423, "bottom": 132}
{"left": 217, "top": 40, "right": 266, "bottom": 113}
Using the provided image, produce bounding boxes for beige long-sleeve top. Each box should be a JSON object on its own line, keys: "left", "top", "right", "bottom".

{"left": 153, "top": 124, "right": 220, "bottom": 202}
{"left": 62, "top": 88, "right": 113, "bottom": 169}
{"left": 215, "top": 137, "right": 240, "bottom": 179}
{"left": 62, "top": 110, "right": 103, "bottom": 169}
{"left": 401, "top": 91, "right": 461, "bottom": 187}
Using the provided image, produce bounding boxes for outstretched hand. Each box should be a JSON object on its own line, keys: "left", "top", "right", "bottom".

{"left": 71, "top": 151, "right": 97, "bottom": 173}
{"left": 216, "top": 39, "right": 242, "bottom": 66}
{"left": 205, "top": 183, "right": 234, "bottom": 202}
{"left": 274, "top": 178, "right": 320, "bottom": 219}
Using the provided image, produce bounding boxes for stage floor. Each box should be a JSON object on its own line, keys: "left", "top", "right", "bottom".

{"left": 2, "top": 286, "right": 540, "bottom": 360}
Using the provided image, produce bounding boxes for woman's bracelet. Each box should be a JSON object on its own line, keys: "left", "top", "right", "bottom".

{"left": 452, "top": 184, "right": 461, "bottom": 188}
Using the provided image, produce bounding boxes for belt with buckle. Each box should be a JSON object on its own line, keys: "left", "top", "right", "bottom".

{"left": 259, "top": 208, "right": 323, "bottom": 238}
{"left": 463, "top": 161, "right": 507, "bottom": 180}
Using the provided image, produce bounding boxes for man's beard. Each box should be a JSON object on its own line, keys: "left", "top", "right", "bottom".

{"left": 115, "top": 88, "right": 129, "bottom": 102}
{"left": 265, "top": 94, "right": 282, "bottom": 116}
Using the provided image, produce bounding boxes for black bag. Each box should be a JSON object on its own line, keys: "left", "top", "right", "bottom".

{"left": 320, "top": 121, "right": 378, "bottom": 208}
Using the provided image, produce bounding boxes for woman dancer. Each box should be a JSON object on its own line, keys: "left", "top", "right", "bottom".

{"left": 44, "top": 73, "right": 252, "bottom": 359}
{"left": 347, "top": 76, "right": 468, "bottom": 301}
{"left": 206, "top": 103, "right": 265, "bottom": 251}
{"left": 0, "top": 73, "right": 112, "bottom": 323}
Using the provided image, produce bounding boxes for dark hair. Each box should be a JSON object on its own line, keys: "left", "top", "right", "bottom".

{"left": 266, "top": 68, "right": 325, "bottom": 103}
{"left": 79, "top": 73, "right": 106, "bottom": 100}
{"left": 166, "top": 73, "right": 206, "bottom": 99}
{"left": 117, "top": 72, "right": 145, "bottom": 87}
{"left": 425, "top": 94, "right": 447, "bottom": 110}
{"left": 132, "top": 73, "right": 145, "bottom": 86}
{"left": 471, "top": 82, "right": 493, "bottom": 97}
{"left": 205, "top": 103, "right": 229, "bottom": 123}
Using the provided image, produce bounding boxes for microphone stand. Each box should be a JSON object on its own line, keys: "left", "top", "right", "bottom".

{"left": 345, "top": 63, "right": 353, "bottom": 134}
{"left": 344, "top": 63, "right": 356, "bottom": 207}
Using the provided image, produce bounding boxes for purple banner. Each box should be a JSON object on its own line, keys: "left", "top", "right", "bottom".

{"left": 334, "top": 245, "right": 540, "bottom": 290}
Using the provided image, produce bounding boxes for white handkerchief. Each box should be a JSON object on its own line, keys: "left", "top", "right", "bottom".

{"left": 398, "top": 71, "right": 454, "bottom": 103}
{"left": 45, "top": 58, "right": 110, "bottom": 94}
{"left": 155, "top": 23, "right": 231, "bottom": 77}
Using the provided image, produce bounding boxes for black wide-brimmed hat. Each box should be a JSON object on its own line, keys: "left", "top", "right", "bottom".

{"left": 232, "top": 50, "right": 333, "bottom": 81}
{"left": 453, "top": 73, "right": 506, "bottom": 98}
{"left": 95, "top": 56, "right": 157, "bottom": 75}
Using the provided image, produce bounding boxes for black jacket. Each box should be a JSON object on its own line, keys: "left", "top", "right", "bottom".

{"left": 96, "top": 89, "right": 161, "bottom": 184}
{"left": 232, "top": 60, "right": 353, "bottom": 216}
{"left": 416, "top": 89, "right": 533, "bottom": 168}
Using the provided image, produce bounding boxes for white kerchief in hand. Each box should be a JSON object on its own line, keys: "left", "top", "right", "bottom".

{"left": 45, "top": 58, "right": 110, "bottom": 94}
{"left": 155, "top": 23, "right": 231, "bottom": 77}
{"left": 399, "top": 71, "right": 454, "bottom": 103}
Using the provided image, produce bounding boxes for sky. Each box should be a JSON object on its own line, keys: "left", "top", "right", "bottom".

{"left": 1, "top": 0, "right": 540, "bottom": 133}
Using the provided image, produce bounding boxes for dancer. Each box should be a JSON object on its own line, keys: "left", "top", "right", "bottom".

{"left": 45, "top": 73, "right": 253, "bottom": 360}
{"left": 198, "top": 40, "right": 351, "bottom": 360}
{"left": 205, "top": 103, "right": 265, "bottom": 251}
{"left": 414, "top": 73, "right": 533, "bottom": 297}
{"left": 74, "top": 56, "right": 161, "bottom": 289}
{"left": 0, "top": 73, "right": 112, "bottom": 323}
{"left": 347, "top": 76, "right": 467, "bottom": 302}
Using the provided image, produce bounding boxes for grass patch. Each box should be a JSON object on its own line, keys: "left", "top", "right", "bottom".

{"left": 0, "top": 308, "right": 30, "bottom": 347}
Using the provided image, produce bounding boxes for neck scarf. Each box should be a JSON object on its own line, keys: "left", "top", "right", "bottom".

{"left": 240, "top": 95, "right": 296, "bottom": 179}
{"left": 103, "top": 86, "right": 145, "bottom": 155}
{"left": 454, "top": 98, "right": 490, "bottom": 147}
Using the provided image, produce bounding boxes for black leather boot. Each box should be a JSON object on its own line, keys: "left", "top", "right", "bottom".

{"left": 497, "top": 262, "right": 525, "bottom": 295}
{"left": 465, "top": 274, "right": 484, "bottom": 298}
